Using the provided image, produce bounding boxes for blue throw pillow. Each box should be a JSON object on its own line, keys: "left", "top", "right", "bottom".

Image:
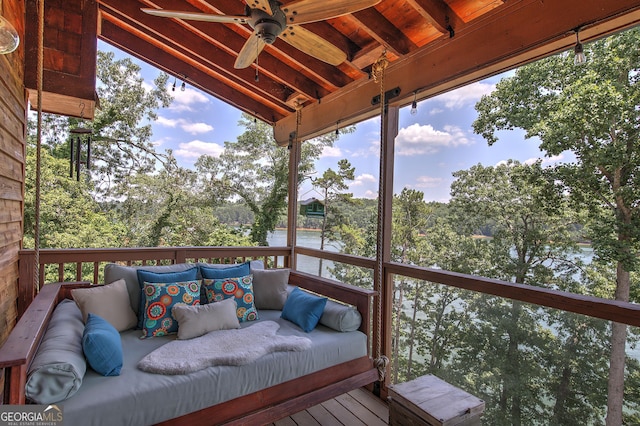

{"left": 281, "top": 287, "right": 328, "bottom": 332}
{"left": 136, "top": 267, "right": 198, "bottom": 329}
{"left": 199, "top": 262, "right": 251, "bottom": 303}
{"left": 82, "top": 314, "right": 123, "bottom": 376}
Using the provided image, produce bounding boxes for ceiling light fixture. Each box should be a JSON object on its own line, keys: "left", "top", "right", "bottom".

{"left": 0, "top": 14, "right": 19, "bottom": 54}
{"left": 181, "top": 80, "right": 186, "bottom": 91}
{"left": 574, "top": 29, "right": 586, "bottom": 65}
{"left": 410, "top": 92, "right": 418, "bottom": 115}
{"left": 172, "top": 78, "right": 176, "bottom": 92}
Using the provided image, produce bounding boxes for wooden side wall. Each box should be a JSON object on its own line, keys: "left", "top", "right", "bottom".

{"left": 0, "top": 0, "right": 27, "bottom": 388}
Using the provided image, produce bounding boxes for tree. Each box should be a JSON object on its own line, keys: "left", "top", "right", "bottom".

{"left": 41, "top": 50, "right": 172, "bottom": 197}
{"left": 195, "top": 114, "right": 351, "bottom": 246}
{"left": 113, "top": 156, "right": 252, "bottom": 248}
{"left": 23, "top": 143, "right": 127, "bottom": 251}
{"left": 473, "top": 28, "right": 640, "bottom": 424}
{"left": 450, "top": 161, "right": 584, "bottom": 424}
{"left": 310, "top": 159, "right": 355, "bottom": 275}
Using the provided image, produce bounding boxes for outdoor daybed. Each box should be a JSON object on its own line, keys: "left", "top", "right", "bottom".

{"left": 0, "top": 262, "right": 378, "bottom": 426}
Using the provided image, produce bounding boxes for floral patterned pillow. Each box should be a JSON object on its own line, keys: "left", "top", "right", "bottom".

{"left": 202, "top": 275, "right": 258, "bottom": 322}
{"left": 140, "top": 281, "right": 201, "bottom": 338}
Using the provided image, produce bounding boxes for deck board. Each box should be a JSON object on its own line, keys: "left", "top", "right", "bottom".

{"left": 270, "top": 387, "right": 389, "bottom": 425}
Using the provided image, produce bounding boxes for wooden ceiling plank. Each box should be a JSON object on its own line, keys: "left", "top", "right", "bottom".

{"left": 274, "top": 0, "right": 640, "bottom": 144}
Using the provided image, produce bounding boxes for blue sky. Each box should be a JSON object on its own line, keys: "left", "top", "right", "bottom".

{"left": 102, "top": 41, "right": 567, "bottom": 203}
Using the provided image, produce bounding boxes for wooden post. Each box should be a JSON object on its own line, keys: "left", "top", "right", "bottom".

{"left": 373, "top": 104, "right": 398, "bottom": 397}
{"left": 17, "top": 250, "right": 36, "bottom": 318}
{"left": 286, "top": 135, "right": 301, "bottom": 270}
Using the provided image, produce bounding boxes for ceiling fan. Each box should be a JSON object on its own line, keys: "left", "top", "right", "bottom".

{"left": 142, "top": 0, "right": 381, "bottom": 69}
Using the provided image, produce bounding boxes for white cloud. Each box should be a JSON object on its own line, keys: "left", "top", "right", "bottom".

{"left": 321, "top": 146, "right": 342, "bottom": 158}
{"left": 155, "top": 116, "right": 213, "bottom": 135}
{"left": 168, "top": 87, "right": 210, "bottom": 112}
{"left": 174, "top": 140, "right": 224, "bottom": 159}
{"left": 395, "top": 123, "right": 472, "bottom": 156}
{"left": 181, "top": 122, "right": 214, "bottom": 135}
{"left": 523, "top": 154, "right": 565, "bottom": 165}
{"left": 436, "top": 81, "right": 495, "bottom": 109}
{"left": 156, "top": 116, "right": 179, "bottom": 127}
{"left": 352, "top": 173, "right": 376, "bottom": 186}
{"left": 496, "top": 154, "right": 565, "bottom": 167}
{"left": 363, "top": 190, "right": 378, "bottom": 199}
{"left": 414, "top": 176, "right": 444, "bottom": 188}
{"left": 429, "top": 107, "right": 444, "bottom": 115}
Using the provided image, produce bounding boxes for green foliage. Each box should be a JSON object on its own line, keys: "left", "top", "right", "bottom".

{"left": 23, "top": 145, "right": 127, "bottom": 249}
{"left": 473, "top": 29, "right": 640, "bottom": 423}
{"left": 195, "top": 114, "right": 350, "bottom": 246}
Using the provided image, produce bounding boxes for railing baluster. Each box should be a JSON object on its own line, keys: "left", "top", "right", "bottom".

{"left": 58, "top": 264, "right": 64, "bottom": 282}
{"left": 93, "top": 262, "right": 99, "bottom": 284}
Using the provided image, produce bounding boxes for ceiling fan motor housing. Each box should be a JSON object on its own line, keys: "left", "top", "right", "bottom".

{"left": 249, "top": 3, "right": 286, "bottom": 44}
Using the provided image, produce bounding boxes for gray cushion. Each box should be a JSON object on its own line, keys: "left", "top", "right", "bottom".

{"left": 252, "top": 269, "right": 289, "bottom": 310}
{"left": 197, "top": 259, "right": 264, "bottom": 274}
{"left": 104, "top": 263, "right": 197, "bottom": 315}
{"left": 286, "top": 286, "right": 361, "bottom": 332}
{"left": 172, "top": 298, "right": 240, "bottom": 340}
{"left": 25, "top": 299, "right": 87, "bottom": 404}
{"left": 71, "top": 279, "right": 138, "bottom": 332}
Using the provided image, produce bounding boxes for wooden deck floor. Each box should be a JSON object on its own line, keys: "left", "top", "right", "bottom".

{"left": 270, "top": 388, "right": 389, "bottom": 426}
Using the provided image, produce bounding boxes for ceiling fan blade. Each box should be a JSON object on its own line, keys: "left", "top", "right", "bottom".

{"left": 235, "top": 33, "right": 267, "bottom": 69}
{"left": 284, "top": 0, "right": 381, "bottom": 24}
{"left": 246, "top": 0, "right": 273, "bottom": 15}
{"left": 141, "top": 8, "right": 247, "bottom": 24}
{"left": 280, "top": 25, "right": 347, "bottom": 66}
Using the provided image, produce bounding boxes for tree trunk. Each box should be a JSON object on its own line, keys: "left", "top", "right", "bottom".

{"left": 605, "top": 263, "right": 630, "bottom": 426}
{"left": 406, "top": 282, "right": 420, "bottom": 379}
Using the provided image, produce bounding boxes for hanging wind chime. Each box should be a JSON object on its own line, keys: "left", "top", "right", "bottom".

{"left": 69, "top": 104, "right": 91, "bottom": 181}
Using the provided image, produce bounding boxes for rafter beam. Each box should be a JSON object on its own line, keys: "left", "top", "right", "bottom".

{"left": 406, "top": 0, "right": 463, "bottom": 35}
{"left": 274, "top": 0, "right": 640, "bottom": 144}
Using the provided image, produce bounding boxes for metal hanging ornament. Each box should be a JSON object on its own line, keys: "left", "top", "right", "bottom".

{"left": 69, "top": 103, "right": 92, "bottom": 181}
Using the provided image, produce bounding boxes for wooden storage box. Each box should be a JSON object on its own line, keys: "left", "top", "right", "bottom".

{"left": 388, "top": 375, "right": 484, "bottom": 426}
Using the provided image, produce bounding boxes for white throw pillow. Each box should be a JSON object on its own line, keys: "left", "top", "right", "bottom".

{"left": 173, "top": 298, "right": 240, "bottom": 340}
{"left": 71, "top": 279, "right": 137, "bottom": 332}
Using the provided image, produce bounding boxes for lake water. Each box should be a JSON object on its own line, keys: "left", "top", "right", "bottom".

{"left": 267, "top": 229, "right": 338, "bottom": 276}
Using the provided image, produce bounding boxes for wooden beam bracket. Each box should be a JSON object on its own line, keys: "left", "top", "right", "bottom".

{"left": 371, "top": 87, "right": 401, "bottom": 106}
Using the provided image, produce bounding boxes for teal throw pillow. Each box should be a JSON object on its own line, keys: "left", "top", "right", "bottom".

{"left": 136, "top": 267, "right": 198, "bottom": 329}
{"left": 203, "top": 275, "right": 258, "bottom": 322}
{"left": 141, "top": 281, "right": 201, "bottom": 338}
{"left": 82, "top": 313, "right": 123, "bottom": 376}
{"left": 198, "top": 262, "right": 251, "bottom": 303}
{"left": 281, "top": 287, "right": 328, "bottom": 332}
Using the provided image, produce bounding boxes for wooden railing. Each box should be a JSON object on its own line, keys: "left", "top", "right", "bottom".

{"left": 18, "top": 246, "right": 291, "bottom": 315}
{"left": 292, "top": 246, "right": 640, "bottom": 328}
{"left": 17, "top": 245, "right": 640, "bottom": 329}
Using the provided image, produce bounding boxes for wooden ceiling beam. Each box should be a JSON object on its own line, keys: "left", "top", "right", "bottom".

{"left": 351, "top": 7, "right": 418, "bottom": 56}
{"left": 99, "top": 2, "right": 296, "bottom": 110}
{"left": 175, "top": 0, "right": 354, "bottom": 90}
{"left": 274, "top": 0, "right": 640, "bottom": 145}
{"left": 99, "top": 19, "right": 285, "bottom": 122}
{"left": 406, "top": 0, "right": 463, "bottom": 35}
{"left": 100, "top": 0, "right": 326, "bottom": 112}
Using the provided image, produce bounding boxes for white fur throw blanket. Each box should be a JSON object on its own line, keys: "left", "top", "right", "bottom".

{"left": 137, "top": 321, "right": 312, "bottom": 375}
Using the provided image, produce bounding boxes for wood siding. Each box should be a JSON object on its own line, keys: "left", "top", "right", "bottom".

{"left": 0, "top": 0, "right": 26, "bottom": 398}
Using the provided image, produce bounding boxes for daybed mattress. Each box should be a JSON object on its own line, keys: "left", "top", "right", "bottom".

{"left": 61, "top": 310, "right": 368, "bottom": 426}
